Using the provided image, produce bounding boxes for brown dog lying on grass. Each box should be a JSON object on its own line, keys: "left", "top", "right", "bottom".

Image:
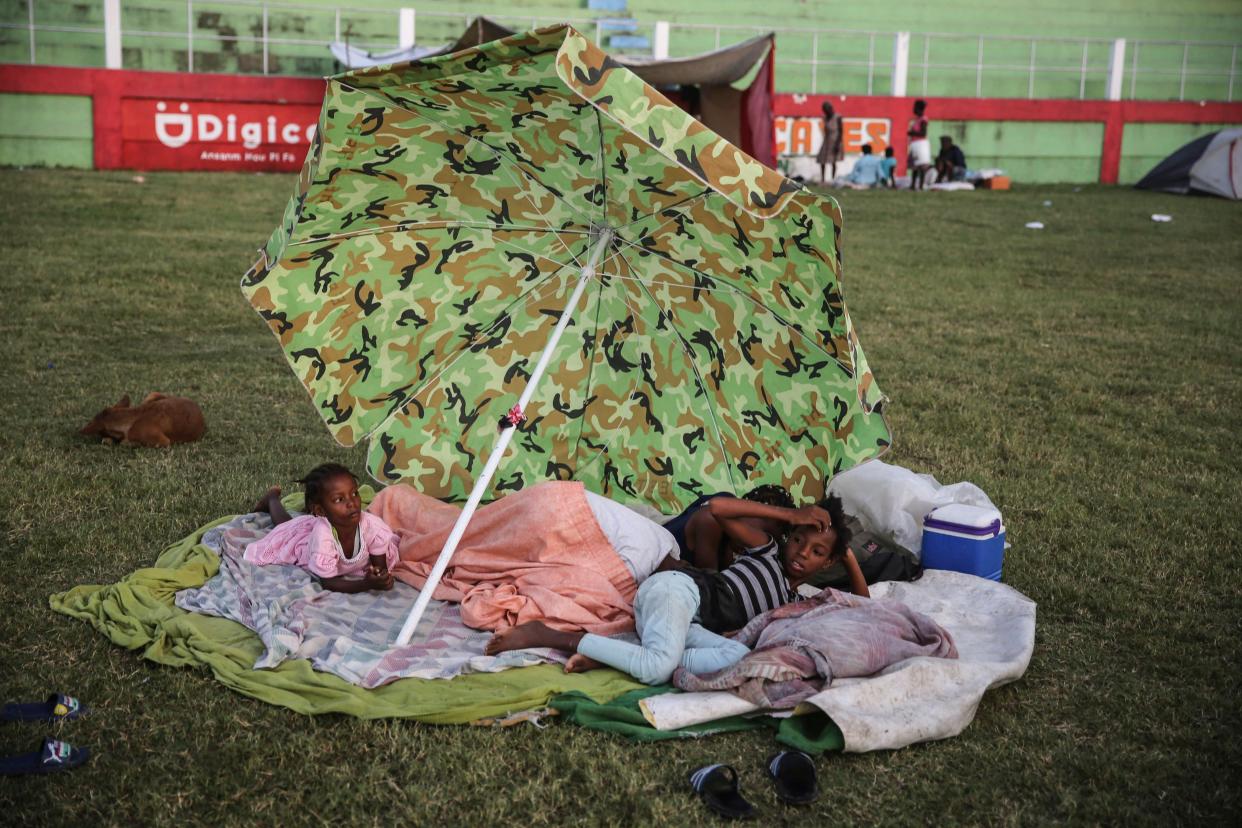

{"left": 79, "top": 393, "right": 205, "bottom": 448}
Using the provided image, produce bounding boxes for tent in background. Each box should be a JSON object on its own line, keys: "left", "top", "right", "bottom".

{"left": 329, "top": 17, "right": 517, "bottom": 69}
{"left": 332, "top": 17, "right": 776, "bottom": 167}
{"left": 423, "top": 17, "right": 519, "bottom": 58}
{"left": 615, "top": 31, "right": 777, "bottom": 168}
{"left": 1135, "top": 128, "right": 1242, "bottom": 200}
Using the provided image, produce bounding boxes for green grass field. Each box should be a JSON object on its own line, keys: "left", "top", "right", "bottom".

{"left": 1, "top": 170, "right": 1239, "bottom": 825}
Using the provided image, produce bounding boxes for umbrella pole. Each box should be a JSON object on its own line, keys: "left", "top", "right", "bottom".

{"left": 395, "top": 228, "right": 614, "bottom": 645}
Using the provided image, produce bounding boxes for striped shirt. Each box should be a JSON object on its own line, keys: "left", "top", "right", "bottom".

{"left": 718, "top": 540, "right": 796, "bottom": 624}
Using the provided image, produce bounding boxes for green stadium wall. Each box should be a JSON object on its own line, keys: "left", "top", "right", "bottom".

{"left": 0, "top": 91, "right": 92, "bottom": 168}
{"left": 1, "top": 1, "right": 1238, "bottom": 98}
{"left": 935, "top": 121, "right": 1106, "bottom": 184}
{"left": 0, "top": 2, "right": 1240, "bottom": 181}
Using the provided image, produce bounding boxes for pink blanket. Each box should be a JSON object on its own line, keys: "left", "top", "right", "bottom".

{"left": 673, "top": 588, "right": 958, "bottom": 708}
{"left": 368, "top": 481, "right": 637, "bottom": 635}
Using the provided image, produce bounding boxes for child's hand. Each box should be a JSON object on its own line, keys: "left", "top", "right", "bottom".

{"left": 787, "top": 505, "right": 832, "bottom": 532}
{"left": 366, "top": 554, "right": 389, "bottom": 579}
{"left": 366, "top": 572, "right": 395, "bottom": 591}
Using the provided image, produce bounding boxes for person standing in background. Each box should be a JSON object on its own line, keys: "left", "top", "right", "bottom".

{"left": 907, "top": 99, "right": 932, "bottom": 191}
{"left": 817, "top": 101, "right": 844, "bottom": 184}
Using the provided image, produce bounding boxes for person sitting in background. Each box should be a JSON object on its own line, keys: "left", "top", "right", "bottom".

{"left": 840, "top": 144, "right": 885, "bottom": 189}
{"left": 880, "top": 146, "right": 897, "bottom": 188}
{"left": 935, "top": 136, "right": 968, "bottom": 183}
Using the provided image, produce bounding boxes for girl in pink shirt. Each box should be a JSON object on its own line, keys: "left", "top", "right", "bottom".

{"left": 245, "top": 463, "right": 399, "bottom": 593}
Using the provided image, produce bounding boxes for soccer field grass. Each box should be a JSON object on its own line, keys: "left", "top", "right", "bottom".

{"left": 0, "top": 170, "right": 1239, "bottom": 825}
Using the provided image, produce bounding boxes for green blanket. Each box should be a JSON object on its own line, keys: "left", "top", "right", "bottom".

{"left": 49, "top": 510, "right": 843, "bottom": 752}
{"left": 550, "top": 688, "right": 845, "bottom": 754}
{"left": 49, "top": 513, "right": 643, "bottom": 723}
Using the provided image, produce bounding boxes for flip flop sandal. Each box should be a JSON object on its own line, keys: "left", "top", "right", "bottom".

{"left": 1, "top": 693, "right": 89, "bottom": 723}
{"left": 0, "top": 738, "right": 90, "bottom": 776}
{"left": 689, "top": 763, "right": 756, "bottom": 820}
{"left": 766, "top": 750, "right": 819, "bottom": 805}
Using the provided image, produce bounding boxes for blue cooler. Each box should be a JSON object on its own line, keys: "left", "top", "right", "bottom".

{"left": 921, "top": 504, "right": 1006, "bottom": 581}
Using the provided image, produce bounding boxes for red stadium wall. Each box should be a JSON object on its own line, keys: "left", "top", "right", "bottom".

{"left": 3, "top": 65, "right": 1241, "bottom": 183}
{"left": 774, "top": 93, "right": 1242, "bottom": 184}
{"left": 0, "top": 65, "right": 324, "bottom": 172}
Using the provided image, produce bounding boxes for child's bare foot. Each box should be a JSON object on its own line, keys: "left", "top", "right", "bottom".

{"left": 564, "top": 653, "right": 604, "bottom": 673}
{"left": 253, "top": 486, "right": 281, "bottom": 513}
{"left": 484, "top": 620, "right": 569, "bottom": 655}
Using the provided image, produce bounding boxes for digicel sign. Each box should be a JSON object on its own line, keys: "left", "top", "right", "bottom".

{"left": 120, "top": 98, "right": 321, "bottom": 171}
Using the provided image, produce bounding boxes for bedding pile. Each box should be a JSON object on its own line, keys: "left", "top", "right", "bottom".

{"left": 175, "top": 512, "right": 557, "bottom": 687}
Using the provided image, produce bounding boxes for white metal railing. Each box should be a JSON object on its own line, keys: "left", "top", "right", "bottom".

{"left": 1, "top": 0, "right": 1239, "bottom": 102}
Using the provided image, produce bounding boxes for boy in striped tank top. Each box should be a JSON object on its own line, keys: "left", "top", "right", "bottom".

{"left": 485, "top": 494, "right": 868, "bottom": 685}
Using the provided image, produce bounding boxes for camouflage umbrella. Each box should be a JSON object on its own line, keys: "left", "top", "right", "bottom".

{"left": 242, "top": 26, "right": 890, "bottom": 641}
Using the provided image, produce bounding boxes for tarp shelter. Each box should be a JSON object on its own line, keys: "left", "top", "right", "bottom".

{"left": 613, "top": 31, "right": 777, "bottom": 168}
{"left": 1135, "top": 128, "right": 1242, "bottom": 200}
{"left": 331, "top": 17, "right": 776, "bottom": 166}
{"left": 329, "top": 17, "right": 517, "bottom": 69}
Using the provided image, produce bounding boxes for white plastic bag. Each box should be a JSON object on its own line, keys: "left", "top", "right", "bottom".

{"left": 827, "top": 460, "right": 997, "bottom": 556}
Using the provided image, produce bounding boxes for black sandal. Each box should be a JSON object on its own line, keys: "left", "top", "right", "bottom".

{"left": 689, "top": 763, "right": 756, "bottom": 820}
{"left": 767, "top": 751, "right": 819, "bottom": 805}
{"left": 0, "top": 738, "right": 90, "bottom": 776}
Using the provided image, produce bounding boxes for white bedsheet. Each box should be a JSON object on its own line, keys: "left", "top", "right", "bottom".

{"left": 640, "top": 570, "right": 1035, "bottom": 752}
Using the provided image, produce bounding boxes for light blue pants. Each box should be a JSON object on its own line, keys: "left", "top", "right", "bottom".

{"left": 578, "top": 571, "right": 750, "bottom": 685}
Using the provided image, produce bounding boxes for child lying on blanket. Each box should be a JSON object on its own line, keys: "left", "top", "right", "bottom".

{"left": 485, "top": 494, "right": 868, "bottom": 685}
{"left": 246, "top": 463, "right": 399, "bottom": 594}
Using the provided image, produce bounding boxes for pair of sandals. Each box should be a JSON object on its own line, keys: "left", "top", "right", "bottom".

{"left": 0, "top": 693, "right": 91, "bottom": 776}
{"left": 690, "top": 751, "right": 818, "bottom": 819}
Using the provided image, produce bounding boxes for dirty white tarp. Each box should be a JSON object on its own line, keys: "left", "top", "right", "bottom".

{"left": 640, "top": 570, "right": 1036, "bottom": 752}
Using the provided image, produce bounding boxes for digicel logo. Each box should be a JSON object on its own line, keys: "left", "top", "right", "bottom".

{"left": 154, "top": 101, "right": 317, "bottom": 150}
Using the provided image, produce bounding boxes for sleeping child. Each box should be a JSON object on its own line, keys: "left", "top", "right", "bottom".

{"left": 661, "top": 483, "right": 796, "bottom": 571}
{"left": 485, "top": 494, "right": 869, "bottom": 685}
{"left": 245, "top": 463, "right": 399, "bottom": 593}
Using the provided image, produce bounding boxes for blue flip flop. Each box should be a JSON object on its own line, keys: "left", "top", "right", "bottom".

{"left": 0, "top": 738, "right": 90, "bottom": 776}
{"left": 1, "top": 693, "right": 89, "bottom": 723}
{"left": 766, "top": 751, "right": 819, "bottom": 805}
{"left": 689, "top": 763, "right": 756, "bottom": 820}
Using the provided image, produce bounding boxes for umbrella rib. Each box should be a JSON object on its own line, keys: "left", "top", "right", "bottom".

{"left": 368, "top": 238, "right": 622, "bottom": 461}
{"left": 615, "top": 188, "right": 714, "bottom": 232}
{"left": 611, "top": 245, "right": 740, "bottom": 494}
{"left": 559, "top": 253, "right": 688, "bottom": 486}
{"left": 334, "top": 80, "right": 594, "bottom": 269}
{"left": 487, "top": 233, "right": 588, "bottom": 276}
{"left": 595, "top": 107, "right": 609, "bottom": 228}
{"left": 610, "top": 234, "right": 855, "bottom": 377}
{"left": 367, "top": 230, "right": 620, "bottom": 444}
{"left": 285, "top": 221, "right": 592, "bottom": 255}
{"left": 366, "top": 260, "right": 579, "bottom": 441}
{"left": 558, "top": 259, "right": 648, "bottom": 483}
{"left": 567, "top": 266, "right": 608, "bottom": 467}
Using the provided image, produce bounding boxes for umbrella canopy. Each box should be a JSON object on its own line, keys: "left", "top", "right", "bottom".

{"left": 242, "top": 24, "right": 890, "bottom": 517}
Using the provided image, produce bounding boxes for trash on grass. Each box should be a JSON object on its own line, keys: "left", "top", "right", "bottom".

{"left": 1151, "top": 214, "right": 1173, "bottom": 222}
{"left": 1024, "top": 221, "right": 1045, "bottom": 229}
